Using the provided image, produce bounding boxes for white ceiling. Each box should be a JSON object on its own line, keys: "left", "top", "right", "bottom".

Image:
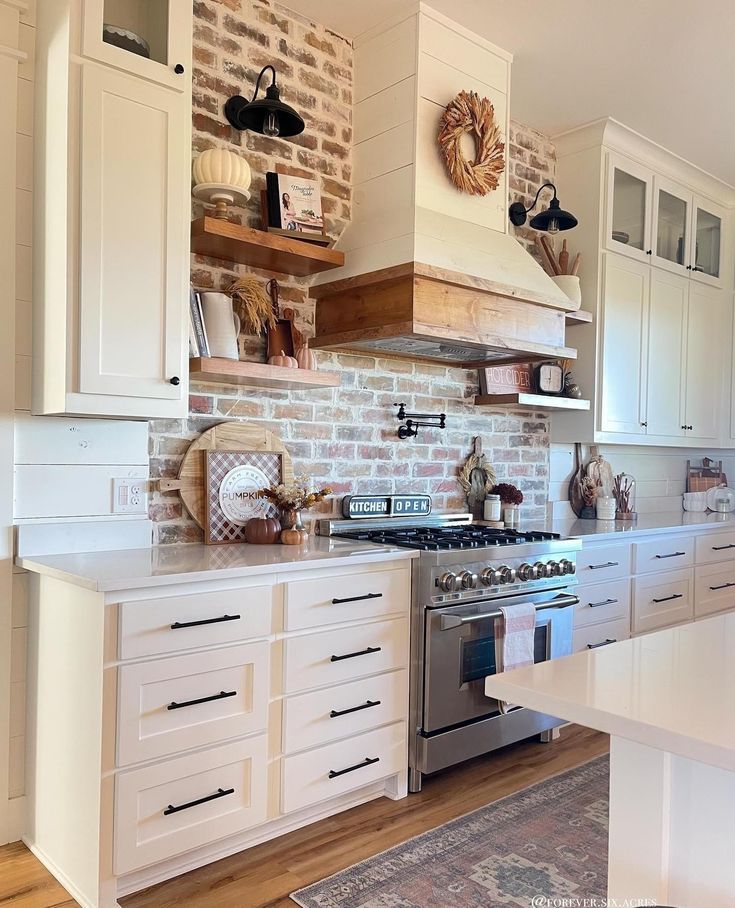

{"left": 285, "top": 0, "right": 735, "bottom": 187}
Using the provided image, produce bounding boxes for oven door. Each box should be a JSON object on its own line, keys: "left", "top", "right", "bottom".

{"left": 422, "top": 592, "right": 576, "bottom": 734}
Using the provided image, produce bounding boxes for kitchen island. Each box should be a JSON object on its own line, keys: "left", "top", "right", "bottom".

{"left": 485, "top": 614, "right": 735, "bottom": 908}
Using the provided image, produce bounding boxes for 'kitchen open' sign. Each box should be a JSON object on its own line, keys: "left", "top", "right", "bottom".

{"left": 341, "top": 494, "right": 432, "bottom": 519}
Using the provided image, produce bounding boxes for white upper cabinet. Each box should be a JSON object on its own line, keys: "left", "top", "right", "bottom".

{"left": 33, "top": 0, "right": 192, "bottom": 418}
{"left": 652, "top": 175, "right": 691, "bottom": 277}
{"left": 692, "top": 197, "right": 724, "bottom": 286}
{"left": 606, "top": 153, "right": 653, "bottom": 264}
{"left": 81, "top": 0, "right": 191, "bottom": 90}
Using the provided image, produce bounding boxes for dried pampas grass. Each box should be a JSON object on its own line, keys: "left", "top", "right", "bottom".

{"left": 228, "top": 276, "right": 276, "bottom": 336}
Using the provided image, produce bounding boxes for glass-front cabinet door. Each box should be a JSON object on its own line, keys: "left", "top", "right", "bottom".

{"left": 651, "top": 175, "right": 691, "bottom": 276}
{"left": 81, "top": 0, "right": 192, "bottom": 90}
{"left": 691, "top": 198, "right": 724, "bottom": 286}
{"left": 605, "top": 153, "right": 653, "bottom": 263}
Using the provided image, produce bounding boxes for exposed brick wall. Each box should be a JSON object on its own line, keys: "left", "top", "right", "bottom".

{"left": 508, "top": 121, "right": 558, "bottom": 258}
{"left": 148, "top": 2, "right": 557, "bottom": 543}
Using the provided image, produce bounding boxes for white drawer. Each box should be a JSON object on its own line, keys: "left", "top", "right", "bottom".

{"left": 695, "top": 531, "right": 735, "bottom": 566}
{"left": 282, "top": 721, "right": 405, "bottom": 814}
{"left": 695, "top": 562, "right": 735, "bottom": 619}
{"left": 284, "top": 567, "right": 409, "bottom": 631}
{"left": 573, "top": 617, "right": 630, "bottom": 652}
{"left": 632, "top": 537, "right": 694, "bottom": 574}
{"left": 284, "top": 618, "right": 408, "bottom": 694}
{"left": 632, "top": 569, "right": 694, "bottom": 634}
{"left": 117, "top": 642, "right": 269, "bottom": 766}
{"left": 577, "top": 543, "right": 631, "bottom": 581}
{"left": 283, "top": 669, "right": 407, "bottom": 754}
{"left": 115, "top": 735, "right": 267, "bottom": 874}
{"left": 119, "top": 586, "right": 272, "bottom": 660}
{"left": 574, "top": 578, "right": 630, "bottom": 628}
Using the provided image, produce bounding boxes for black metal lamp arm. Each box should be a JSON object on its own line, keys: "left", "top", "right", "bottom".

{"left": 519, "top": 181, "right": 558, "bottom": 216}
{"left": 251, "top": 65, "right": 277, "bottom": 101}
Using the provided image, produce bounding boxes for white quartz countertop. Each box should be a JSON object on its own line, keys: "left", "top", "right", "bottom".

{"left": 545, "top": 510, "right": 735, "bottom": 541}
{"left": 17, "top": 537, "right": 418, "bottom": 592}
{"left": 485, "top": 614, "right": 735, "bottom": 772}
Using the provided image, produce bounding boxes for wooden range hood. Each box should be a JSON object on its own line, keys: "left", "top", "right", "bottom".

{"left": 311, "top": 262, "right": 578, "bottom": 368}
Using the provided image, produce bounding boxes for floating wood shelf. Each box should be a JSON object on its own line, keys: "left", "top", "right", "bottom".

{"left": 475, "top": 393, "right": 591, "bottom": 411}
{"left": 189, "top": 357, "right": 342, "bottom": 391}
{"left": 191, "top": 217, "right": 345, "bottom": 276}
{"left": 565, "top": 309, "right": 593, "bottom": 324}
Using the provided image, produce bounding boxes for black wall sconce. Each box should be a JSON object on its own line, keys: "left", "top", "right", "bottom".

{"left": 508, "top": 181, "right": 578, "bottom": 233}
{"left": 224, "top": 64, "right": 305, "bottom": 137}
{"left": 395, "top": 403, "right": 446, "bottom": 440}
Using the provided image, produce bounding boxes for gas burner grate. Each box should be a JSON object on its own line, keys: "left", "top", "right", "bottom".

{"left": 332, "top": 525, "right": 561, "bottom": 551}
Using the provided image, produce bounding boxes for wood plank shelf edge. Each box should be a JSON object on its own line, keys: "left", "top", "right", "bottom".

{"left": 191, "top": 217, "right": 345, "bottom": 276}
{"left": 474, "top": 393, "right": 591, "bottom": 411}
{"left": 189, "top": 357, "right": 342, "bottom": 391}
{"left": 565, "top": 309, "right": 593, "bottom": 324}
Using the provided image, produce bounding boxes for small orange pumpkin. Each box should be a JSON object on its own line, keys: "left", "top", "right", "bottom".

{"left": 295, "top": 343, "right": 317, "bottom": 371}
{"left": 244, "top": 515, "right": 282, "bottom": 544}
{"left": 268, "top": 349, "right": 298, "bottom": 368}
{"left": 280, "top": 526, "right": 309, "bottom": 545}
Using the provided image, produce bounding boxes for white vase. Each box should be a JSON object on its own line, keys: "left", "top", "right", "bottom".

{"left": 551, "top": 274, "right": 582, "bottom": 304}
{"left": 200, "top": 292, "right": 241, "bottom": 360}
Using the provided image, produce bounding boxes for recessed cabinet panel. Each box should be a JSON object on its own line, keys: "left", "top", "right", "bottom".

{"left": 685, "top": 283, "right": 726, "bottom": 442}
{"left": 599, "top": 255, "right": 649, "bottom": 435}
{"left": 692, "top": 201, "right": 723, "bottom": 284}
{"left": 78, "top": 65, "right": 188, "bottom": 405}
{"left": 645, "top": 270, "right": 687, "bottom": 438}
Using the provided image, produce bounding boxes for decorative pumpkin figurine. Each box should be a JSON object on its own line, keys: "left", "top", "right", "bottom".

{"left": 268, "top": 349, "right": 298, "bottom": 368}
{"left": 258, "top": 481, "right": 333, "bottom": 545}
{"left": 280, "top": 514, "right": 309, "bottom": 546}
{"left": 243, "top": 515, "right": 281, "bottom": 545}
{"left": 295, "top": 342, "right": 317, "bottom": 371}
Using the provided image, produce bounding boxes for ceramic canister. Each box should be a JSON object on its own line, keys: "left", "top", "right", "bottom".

{"left": 200, "top": 292, "right": 241, "bottom": 359}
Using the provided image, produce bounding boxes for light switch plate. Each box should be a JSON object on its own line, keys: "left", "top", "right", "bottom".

{"left": 112, "top": 477, "right": 148, "bottom": 514}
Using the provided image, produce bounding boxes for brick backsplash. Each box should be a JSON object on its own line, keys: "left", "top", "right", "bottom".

{"left": 149, "top": 0, "right": 556, "bottom": 543}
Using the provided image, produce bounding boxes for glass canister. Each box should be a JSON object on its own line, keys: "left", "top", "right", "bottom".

{"left": 596, "top": 496, "right": 616, "bottom": 521}
{"left": 613, "top": 472, "right": 637, "bottom": 521}
{"left": 484, "top": 494, "right": 502, "bottom": 522}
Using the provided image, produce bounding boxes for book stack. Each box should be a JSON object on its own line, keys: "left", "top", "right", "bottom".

{"left": 262, "top": 170, "right": 331, "bottom": 246}
{"left": 189, "top": 287, "right": 209, "bottom": 358}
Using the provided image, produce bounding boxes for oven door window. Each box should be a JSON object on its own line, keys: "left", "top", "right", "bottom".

{"left": 461, "top": 625, "right": 547, "bottom": 684}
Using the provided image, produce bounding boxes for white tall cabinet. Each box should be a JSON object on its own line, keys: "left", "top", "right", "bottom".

{"left": 551, "top": 120, "right": 735, "bottom": 448}
{"left": 33, "top": 0, "right": 192, "bottom": 419}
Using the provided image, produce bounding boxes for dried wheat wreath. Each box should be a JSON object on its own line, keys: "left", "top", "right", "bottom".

{"left": 437, "top": 90, "right": 505, "bottom": 196}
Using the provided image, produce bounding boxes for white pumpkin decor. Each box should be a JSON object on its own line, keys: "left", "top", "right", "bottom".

{"left": 192, "top": 148, "right": 252, "bottom": 219}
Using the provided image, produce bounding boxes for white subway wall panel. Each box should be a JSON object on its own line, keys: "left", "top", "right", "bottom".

{"left": 15, "top": 242, "right": 31, "bottom": 300}
{"left": 353, "top": 75, "right": 415, "bottom": 145}
{"left": 418, "top": 12, "right": 510, "bottom": 93}
{"left": 15, "top": 299, "right": 31, "bottom": 356}
{"left": 15, "top": 188, "right": 31, "bottom": 246}
{"left": 14, "top": 464, "right": 147, "bottom": 519}
{"left": 16, "top": 517, "right": 153, "bottom": 556}
{"left": 11, "top": 572, "right": 27, "bottom": 628}
{"left": 354, "top": 14, "right": 417, "bottom": 104}
{"left": 14, "top": 414, "right": 149, "bottom": 465}
{"left": 16, "top": 75, "right": 32, "bottom": 136}
{"left": 17, "top": 21, "right": 34, "bottom": 80}
{"left": 352, "top": 120, "right": 415, "bottom": 185}
{"left": 8, "top": 736, "right": 24, "bottom": 798}
{"left": 15, "top": 132, "right": 32, "bottom": 191}
{"left": 14, "top": 355, "right": 31, "bottom": 411}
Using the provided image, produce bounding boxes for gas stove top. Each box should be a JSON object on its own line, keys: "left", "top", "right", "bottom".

{"left": 331, "top": 524, "right": 561, "bottom": 551}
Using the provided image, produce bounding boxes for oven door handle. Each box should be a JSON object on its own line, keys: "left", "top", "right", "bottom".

{"left": 439, "top": 594, "right": 579, "bottom": 630}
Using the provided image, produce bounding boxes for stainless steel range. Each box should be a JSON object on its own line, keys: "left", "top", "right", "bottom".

{"left": 318, "top": 512, "right": 582, "bottom": 792}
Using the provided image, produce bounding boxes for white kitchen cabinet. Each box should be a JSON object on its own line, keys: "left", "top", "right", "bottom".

{"left": 33, "top": 0, "right": 191, "bottom": 418}
{"left": 685, "top": 282, "right": 727, "bottom": 442}
{"left": 644, "top": 268, "right": 687, "bottom": 437}
{"left": 651, "top": 174, "right": 691, "bottom": 277}
{"left": 605, "top": 152, "right": 653, "bottom": 264}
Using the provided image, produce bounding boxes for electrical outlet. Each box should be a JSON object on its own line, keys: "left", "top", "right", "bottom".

{"left": 112, "top": 477, "right": 148, "bottom": 514}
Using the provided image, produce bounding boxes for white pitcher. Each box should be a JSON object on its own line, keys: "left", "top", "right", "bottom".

{"left": 200, "top": 292, "right": 241, "bottom": 360}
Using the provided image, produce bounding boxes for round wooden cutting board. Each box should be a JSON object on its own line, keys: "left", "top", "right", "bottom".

{"left": 159, "top": 422, "right": 293, "bottom": 528}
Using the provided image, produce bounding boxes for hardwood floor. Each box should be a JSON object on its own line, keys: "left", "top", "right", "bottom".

{"left": 0, "top": 726, "right": 608, "bottom": 908}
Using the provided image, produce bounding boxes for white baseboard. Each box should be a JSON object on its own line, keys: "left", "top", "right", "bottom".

{"left": 23, "top": 837, "right": 113, "bottom": 908}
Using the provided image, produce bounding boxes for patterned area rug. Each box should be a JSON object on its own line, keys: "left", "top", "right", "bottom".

{"left": 291, "top": 756, "right": 608, "bottom": 908}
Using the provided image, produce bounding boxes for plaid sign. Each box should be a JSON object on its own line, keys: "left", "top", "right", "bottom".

{"left": 205, "top": 450, "right": 282, "bottom": 545}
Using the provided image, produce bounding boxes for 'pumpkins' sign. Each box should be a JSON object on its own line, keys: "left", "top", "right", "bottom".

{"left": 205, "top": 450, "right": 281, "bottom": 544}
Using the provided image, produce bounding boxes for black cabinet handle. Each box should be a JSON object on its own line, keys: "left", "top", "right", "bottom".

{"left": 168, "top": 690, "right": 237, "bottom": 711}
{"left": 330, "top": 646, "right": 381, "bottom": 663}
{"left": 588, "top": 598, "right": 618, "bottom": 609}
{"left": 654, "top": 552, "right": 686, "bottom": 559}
{"left": 686, "top": 264, "right": 692, "bottom": 270}
{"left": 646, "top": 249, "right": 652, "bottom": 255}
{"left": 330, "top": 699, "right": 381, "bottom": 719}
{"left": 710, "top": 582, "right": 735, "bottom": 591}
{"left": 171, "top": 614, "right": 240, "bottom": 630}
{"left": 641, "top": 421, "right": 648, "bottom": 427}
{"left": 328, "top": 756, "right": 380, "bottom": 779}
{"left": 163, "top": 786, "right": 234, "bottom": 816}
{"left": 588, "top": 561, "right": 619, "bottom": 570}
{"left": 169, "top": 376, "right": 181, "bottom": 386}
{"left": 652, "top": 593, "right": 684, "bottom": 603}
{"left": 174, "top": 63, "right": 185, "bottom": 74}
{"left": 332, "top": 592, "right": 383, "bottom": 605}
{"left": 712, "top": 544, "right": 735, "bottom": 551}
{"left": 587, "top": 639, "right": 616, "bottom": 649}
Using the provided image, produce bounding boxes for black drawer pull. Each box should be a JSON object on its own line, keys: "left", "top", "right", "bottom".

{"left": 652, "top": 593, "right": 684, "bottom": 603}
{"left": 168, "top": 690, "right": 237, "bottom": 711}
{"left": 588, "top": 561, "right": 619, "bottom": 570}
{"left": 328, "top": 756, "right": 380, "bottom": 779}
{"left": 170, "top": 614, "right": 240, "bottom": 630}
{"left": 587, "top": 639, "right": 616, "bottom": 649}
{"left": 332, "top": 592, "right": 383, "bottom": 605}
{"left": 163, "top": 786, "right": 234, "bottom": 816}
{"left": 712, "top": 544, "right": 735, "bottom": 551}
{"left": 330, "top": 699, "right": 381, "bottom": 719}
{"left": 330, "top": 646, "right": 382, "bottom": 662}
{"left": 654, "top": 552, "right": 686, "bottom": 560}
{"left": 588, "top": 598, "right": 618, "bottom": 608}
{"left": 710, "top": 582, "right": 735, "bottom": 591}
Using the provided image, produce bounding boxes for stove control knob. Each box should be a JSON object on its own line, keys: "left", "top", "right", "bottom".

{"left": 481, "top": 567, "right": 501, "bottom": 586}
{"left": 534, "top": 561, "right": 551, "bottom": 579}
{"left": 500, "top": 565, "right": 517, "bottom": 584}
{"left": 517, "top": 563, "right": 537, "bottom": 581}
{"left": 559, "top": 559, "right": 576, "bottom": 576}
{"left": 458, "top": 570, "right": 478, "bottom": 590}
{"left": 548, "top": 560, "right": 562, "bottom": 577}
{"left": 439, "top": 572, "right": 458, "bottom": 592}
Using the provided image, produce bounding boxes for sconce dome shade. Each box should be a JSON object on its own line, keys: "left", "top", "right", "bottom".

{"left": 529, "top": 197, "right": 578, "bottom": 232}
{"left": 225, "top": 87, "right": 305, "bottom": 137}
{"left": 192, "top": 148, "right": 251, "bottom": 191}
